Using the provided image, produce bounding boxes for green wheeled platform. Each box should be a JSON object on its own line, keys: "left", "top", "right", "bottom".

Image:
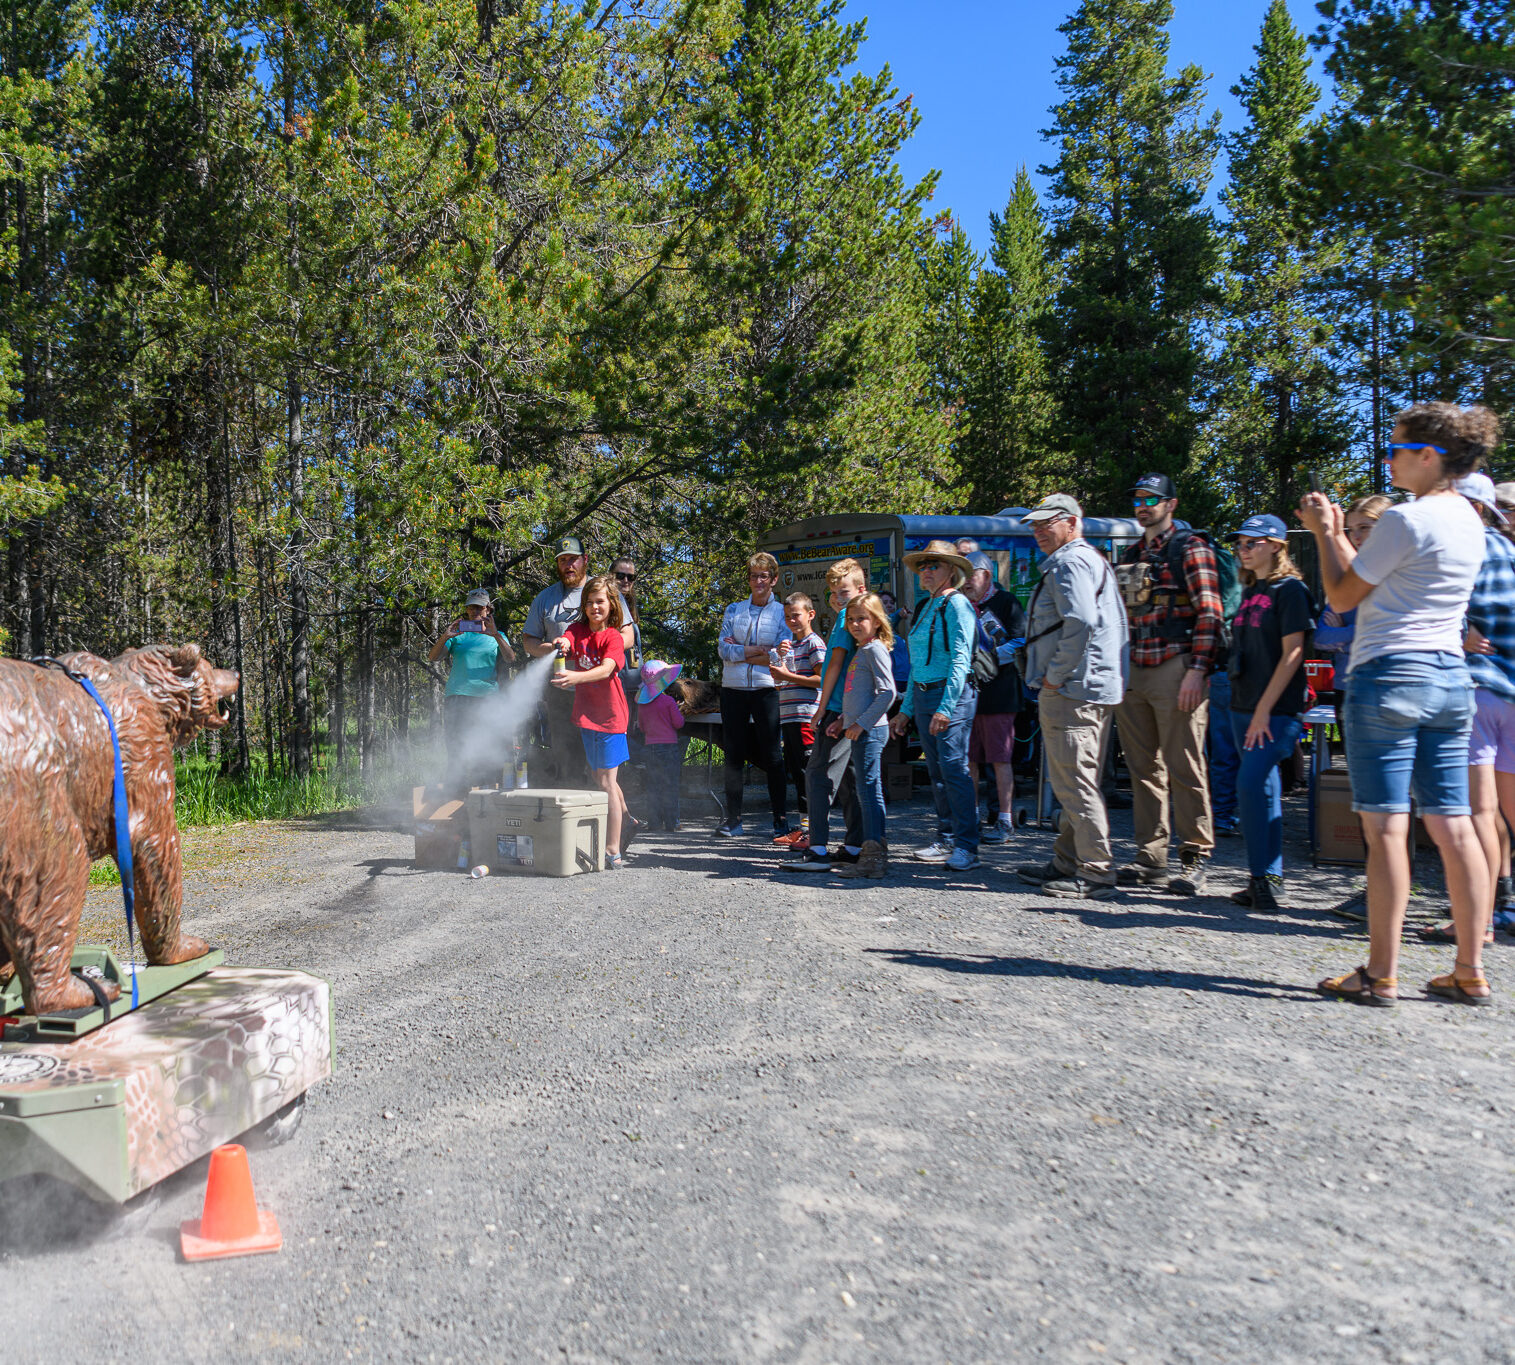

{"left": 0, "top": 947, "right": 332, "bottom": 1203}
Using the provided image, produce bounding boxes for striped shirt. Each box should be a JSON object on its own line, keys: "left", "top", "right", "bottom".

{"left": 778, "top": 631, "right": 827, "bottom": 724}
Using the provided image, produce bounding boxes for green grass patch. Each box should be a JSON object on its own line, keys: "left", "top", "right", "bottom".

{"left": 89, "top": 859, "right": 122, "bottom": 886}
{"left": 174, "top": 754, "right": 387, "bottom": 827}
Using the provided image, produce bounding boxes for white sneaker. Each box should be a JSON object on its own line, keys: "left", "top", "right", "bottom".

{"left": 913, "top": 839, "right": 953, "bottom": 863}
{"left": 946, "top": 847, "right": 981, "bottom": 871}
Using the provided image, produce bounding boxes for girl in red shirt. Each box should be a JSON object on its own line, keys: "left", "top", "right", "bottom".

{"left": 551, "top": 575, "right": 633, "bottom": 867}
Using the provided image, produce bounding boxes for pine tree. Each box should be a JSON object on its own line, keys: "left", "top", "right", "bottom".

{"left": 1038, "top": 0, "right": 1221, "bottom": 511}
{"left": 1208, "top": 0, "right": 1353, "bottom": 517}
{"left": 960, "top": 168, "right": 1057, "bottom": 511}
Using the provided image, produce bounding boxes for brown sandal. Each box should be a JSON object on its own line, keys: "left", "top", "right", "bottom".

{"left": 1317, "top": 964, "right": 1398, "bottom": 1008}
{"left": 1414, "top": 920, "right": 1494, "bottom": 945}
{"left": 1426, "top": 967, "right": 1492, "bottom": 1006}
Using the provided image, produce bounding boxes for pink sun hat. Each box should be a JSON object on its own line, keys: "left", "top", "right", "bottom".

{"left": 636, "top": 659, "right": 683, "bottom": 704}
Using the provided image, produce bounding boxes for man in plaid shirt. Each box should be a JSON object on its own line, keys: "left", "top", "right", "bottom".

{"left": 1116, "top": 472, "right": 1224, "bottom": 895}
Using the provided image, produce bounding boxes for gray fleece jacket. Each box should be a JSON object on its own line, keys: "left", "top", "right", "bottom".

{"left": 841, "top": 640, "right": 897, "bottom": 732}
{"left": 1026, "top": 538, "right": 1128, "bottom": 706}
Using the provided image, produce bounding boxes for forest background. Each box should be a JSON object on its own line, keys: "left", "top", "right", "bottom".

{"left": 0, "top": 0, "right": 1510, "bottom": 803}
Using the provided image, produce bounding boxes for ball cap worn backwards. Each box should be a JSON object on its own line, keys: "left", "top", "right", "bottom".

{"left": 1023, "top": 493, "right": 1083, "bottom": 524}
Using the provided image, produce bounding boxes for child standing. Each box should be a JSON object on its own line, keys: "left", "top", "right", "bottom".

{"left": 636, "top": 659, "right": 686, "bottom": 831}
{"left": 551, "top": 575, "right": 634, "bottom": 868}
{"left": 770, "top": 592, "right": 827, "bottom": 845}
{"left": 831, "top": 593, "right": 897, "bottom": 879}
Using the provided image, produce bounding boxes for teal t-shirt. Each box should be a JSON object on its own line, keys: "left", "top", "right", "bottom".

{"left": 823, "top": 614, "right": 858, "bottom": 715}
{"left": 444, "top": 632, "right": 502, "bottom": 697}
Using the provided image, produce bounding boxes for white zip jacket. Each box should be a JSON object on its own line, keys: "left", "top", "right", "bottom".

{"left": 718, "top": 597, "right": 792, "bottom": 690}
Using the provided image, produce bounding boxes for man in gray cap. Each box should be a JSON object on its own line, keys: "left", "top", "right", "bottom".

{"left": 1015, "top": 495, "right": 1129, "bottom": 898}
{"left": 522, "top": 535, "right": 633, "bottom": 786}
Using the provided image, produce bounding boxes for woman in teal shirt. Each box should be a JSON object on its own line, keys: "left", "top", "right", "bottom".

{"left": 428, "top": 588, "right": 516, "bottom": 794}
{"left": 889, "top": 540, "right": 980, "bottom": 870}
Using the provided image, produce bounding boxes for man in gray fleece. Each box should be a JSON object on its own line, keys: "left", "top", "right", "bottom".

{"left": 1015, "top": 494, "right": 1129, "bottom": 899}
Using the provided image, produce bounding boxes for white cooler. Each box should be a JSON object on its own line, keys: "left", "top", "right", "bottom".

{"left": 467, "top": 788, "right": 609, "bottom": 877}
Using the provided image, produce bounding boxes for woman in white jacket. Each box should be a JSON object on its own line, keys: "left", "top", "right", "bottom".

{"left": 716, "top": 552, "right": 794, "bottom": 837}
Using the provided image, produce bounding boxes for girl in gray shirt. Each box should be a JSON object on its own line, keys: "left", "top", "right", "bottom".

{"left": 827, "top": 594, "right": 898, "bottom": 876}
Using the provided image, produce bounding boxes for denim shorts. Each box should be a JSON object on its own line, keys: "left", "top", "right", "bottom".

{"left": 580, "top": 728, "right": 629, "bottom": 771}
{"left": 1470, "top": 688, "right": 1515, "bottom": 774}
{"left": 1344, "top": 652, "right": 1475, "bottom": 815}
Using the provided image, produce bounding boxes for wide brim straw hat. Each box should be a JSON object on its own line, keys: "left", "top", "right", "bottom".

{"left": 636, "top": 659, "right": 683, "bottom": 704}
{"left": 902, "top": 539, "right": 974, "bottom": 577}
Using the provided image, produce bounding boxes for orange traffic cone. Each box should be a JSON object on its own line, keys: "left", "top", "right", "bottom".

{"left": 180, "top": 1143, "right": 282, "bottom": 1262}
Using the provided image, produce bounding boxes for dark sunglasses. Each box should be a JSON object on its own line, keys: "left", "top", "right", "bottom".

{"left": 1235, "top": 537, "right": 1277, "bottom": 551}
{"left": 614, "top": 570, "right": 636, "bottom": 582}
{"left": 917, "top": 559, "right": 946, "bottom": 571}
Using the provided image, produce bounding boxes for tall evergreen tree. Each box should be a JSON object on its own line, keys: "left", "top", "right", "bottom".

{"left": 1208, "top": 0, "right": 1352, "bottom": 516}
{"left": 1038, "top": 0, "right": 1221, "bottom": 511}
{"left": 960, "top": 168, "right": 1057, "bottom": 512}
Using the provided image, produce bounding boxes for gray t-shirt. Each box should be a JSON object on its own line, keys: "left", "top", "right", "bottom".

{"left": 841, "top": 639, "right": 896, "bottom": 732}
{"left": 523, "top": 580, "right": 632, "bottom": 641}
{"left": 1349, "top": 495, "right": 1485, "bottom": 673}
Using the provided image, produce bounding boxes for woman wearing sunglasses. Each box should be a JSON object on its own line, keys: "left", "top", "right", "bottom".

{"left": 1225, "top": 516, "right": 1314, "bottom": 912}
{"left": 1298, "top": 403, "right": 1501, "bottom": 1006}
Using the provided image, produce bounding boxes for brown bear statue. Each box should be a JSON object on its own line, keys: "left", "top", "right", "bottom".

{"left": 0, "top": 644, "right": 239, "bottom": 1015}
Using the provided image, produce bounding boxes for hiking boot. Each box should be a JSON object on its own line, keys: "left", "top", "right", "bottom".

{"left": 1167, "top": 852, "right": 1208, "bottom": 896}
{"left": 913, "top": 838, "right": 954, "bottom": 864}
{"left": 1116, "top": 862, "right": 1168, "bottom": 888}
{"left": 1041, "top": 875, "right": 1116, "bottom": 901}
{"left": 1017, "top": 861, "right": 1064, "bottom": 886}
{"left": 1231, "top": 874, "right": 1283, "bottom": 912}
{"left": 834, "top": 839, "right": 888, "bottom": 880}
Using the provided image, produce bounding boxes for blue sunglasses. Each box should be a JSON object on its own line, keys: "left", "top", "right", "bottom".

{"left": 1383, "top": 442, "right": 1447, "bottom": 456}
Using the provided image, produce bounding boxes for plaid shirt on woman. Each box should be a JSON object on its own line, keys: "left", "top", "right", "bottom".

{"left": 1122, "top": 526, "right": 1224, "bottom": 671}
{"left": 1467, "top": 527, "right": 1515, "bottom": 704}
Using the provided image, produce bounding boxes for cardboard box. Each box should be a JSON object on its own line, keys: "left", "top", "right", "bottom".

{"left": 885, "top": 763, "right": 914, "bottom": 803}
{"left": 413, "top": 785, "right": 467, "bottom": 869}
{"left": 1313, "top": 770, "right": 1366, "bottom": 864}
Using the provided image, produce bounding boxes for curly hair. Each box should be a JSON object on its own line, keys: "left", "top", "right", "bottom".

{"left": 1394, "top": 402, "right": 1502, "bottom": 477}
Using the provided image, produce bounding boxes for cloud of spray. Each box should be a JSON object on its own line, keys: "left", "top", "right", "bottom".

{"left": 465, "top": 651, "right": 562, "bottom": 773}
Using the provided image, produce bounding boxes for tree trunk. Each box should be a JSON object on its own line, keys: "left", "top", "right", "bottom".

{"left": 284, "top": 26, "right": 312, "bottom": 777}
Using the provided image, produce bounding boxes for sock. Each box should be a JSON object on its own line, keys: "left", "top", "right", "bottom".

{"left": 997, "top": 814, "right": 1013, "bottom": 828}
{"left": 811, "top": 845, "right": 828, "bottom": 857}
{"left": 844, "top": 845, "right": 862, "bottom": 856}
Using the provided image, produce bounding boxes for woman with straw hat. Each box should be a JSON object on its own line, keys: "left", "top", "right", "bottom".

{"left": 889, "top": 540, "right": 981, "bottom": 870}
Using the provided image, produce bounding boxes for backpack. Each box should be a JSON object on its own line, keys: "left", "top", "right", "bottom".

{"left": 1123, "top": 529, "right": 1241, "bottom": 653}
{"left": 925, "top": 595, "right": 998, "bottom": 686}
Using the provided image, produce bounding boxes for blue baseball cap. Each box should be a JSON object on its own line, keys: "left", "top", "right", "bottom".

{"left": 1234, "top": 513, "right": 1288, "bottom": 541}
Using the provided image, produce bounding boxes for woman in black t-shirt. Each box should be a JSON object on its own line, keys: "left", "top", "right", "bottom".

{"left": 1227, "top": 514, "right": 1316, "bottom": 912}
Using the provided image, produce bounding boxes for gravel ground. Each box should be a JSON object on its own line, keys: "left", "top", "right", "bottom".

{"left": 3, "top": 783, "right": 1514, "bottom": 1364}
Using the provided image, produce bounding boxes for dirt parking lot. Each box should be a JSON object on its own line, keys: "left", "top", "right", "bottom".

{"left": 3, "top": 789, "right": 1514, "bottom": 1364}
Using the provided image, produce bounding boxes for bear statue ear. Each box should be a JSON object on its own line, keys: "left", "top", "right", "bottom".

{"left": 169, "top": 644, "right": 202, "bottom": 676}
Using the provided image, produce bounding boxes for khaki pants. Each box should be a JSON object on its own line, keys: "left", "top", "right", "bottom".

{"left": 1116, "top": 653, "right": 1213, "bottom": 868}
{"left": 1041, "top": 690, "right": 1115, "bottom": 883}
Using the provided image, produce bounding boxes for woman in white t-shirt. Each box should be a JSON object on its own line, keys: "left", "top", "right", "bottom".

{"left": 1299, "top": 402, "right": 1502, "bottom": 1008}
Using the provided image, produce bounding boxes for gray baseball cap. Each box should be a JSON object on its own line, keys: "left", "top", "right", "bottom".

{"left": 465, "top": 588, "right": 491, "bottom": 607}
{"left": 1023, "top": 493, "right": 1083, "bottom": 523}
{"left": 964, "top": 551, "right": 995, "bottom": 575}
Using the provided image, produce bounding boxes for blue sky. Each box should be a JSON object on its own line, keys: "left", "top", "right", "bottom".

{"left": 847, "top": 0, "right": 1331, "bottom": 252}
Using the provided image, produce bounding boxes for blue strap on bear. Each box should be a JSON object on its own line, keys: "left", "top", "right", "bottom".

{"left": 30, "top": 657, "right": 139, "bottom": 1009}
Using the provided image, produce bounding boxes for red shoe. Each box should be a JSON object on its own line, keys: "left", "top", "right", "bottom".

{"left": 773, "top": 827, "right": 808, "bottom": 847}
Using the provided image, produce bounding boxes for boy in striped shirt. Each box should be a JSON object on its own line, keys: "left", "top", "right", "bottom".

{"left": 770, "top": 592, "right": 827, "bottom": 838}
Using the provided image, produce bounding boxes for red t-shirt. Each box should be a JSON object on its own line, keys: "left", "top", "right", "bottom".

{"left": 565, "top": 622, "right": 628, "bottom": 734}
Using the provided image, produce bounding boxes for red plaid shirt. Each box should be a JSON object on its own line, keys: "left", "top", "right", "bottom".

{"left": 1123, "top": 527, "right": 1223, "bottom": 671}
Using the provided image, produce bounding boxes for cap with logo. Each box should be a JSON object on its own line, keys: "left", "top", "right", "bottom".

{"left": 1023, "top": 493, "right": 1083, "bottom": 524}
{"left": 1234, "top": 514, "right": 1289, "bottom": 541}
{"left": 465, "top": 588, "right": 491, "bottom": 607}
{"left": 1129, "top": 472, "right": 1176, "bottom": 500}
{"left": 554, "top": 535, "right": 585, "bottom": 559}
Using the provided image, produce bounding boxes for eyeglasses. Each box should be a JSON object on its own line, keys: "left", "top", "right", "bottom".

{"left": 614, "top": 571, "right": 636, "bottom": 582}
{"left": 1235, "top": 537, "right": 1277, "bottom": 551}
{"left": 1384, "top": 442, "right": 1447, "bottom": 456}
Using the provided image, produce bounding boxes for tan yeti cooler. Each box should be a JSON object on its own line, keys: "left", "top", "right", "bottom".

{"left": 467, "top": 788, "right": 609, "bottom": 877}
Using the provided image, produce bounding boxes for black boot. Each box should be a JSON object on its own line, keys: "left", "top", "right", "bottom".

{"left": 1230, "top": 874, "right": 1283, "bottom": 912}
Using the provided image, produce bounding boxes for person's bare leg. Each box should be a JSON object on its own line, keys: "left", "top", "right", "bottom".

{"left": 993, "top": 762, "right": 1015, "bottom": 820}
{"left": 596, "top": 768, "right": 623, "bottom": 854}
{"left": 1469, "top": 765, "right": 1501, "bottom": 919}
{"left": 1496, "top": 770, "right": 1515, "bottom": 884}
{"left": 1424, "top": 811, "right": 1491, "bottom": 991}
{"left": 1360, "top": 811, "right": 1412, "bottom": 989}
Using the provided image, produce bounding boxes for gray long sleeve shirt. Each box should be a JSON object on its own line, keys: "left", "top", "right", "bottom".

{"left": 1026, "top": 539, "right": 1128, "bottom": 706}
{"left": 842, "top": 640, "right": 897, "bottom": 732}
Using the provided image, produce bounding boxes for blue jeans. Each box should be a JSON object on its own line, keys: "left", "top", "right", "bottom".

{"left": 914, "top": 680, "right": 979, "bottom": 852}
{"left": 1229, "top": 709, "right": 1304, "bottom": 878}
{"left": 850, "top": 726, "right": 889, "bottom": 844}
{"left": 643, "top": 742, "right": 682, "bottom": 827}
{"left": 1344, "top": 652, "right": 1475, "bottom": 815}
{"left": 1208, "top": 671, "right": 1239, "bottom": 822}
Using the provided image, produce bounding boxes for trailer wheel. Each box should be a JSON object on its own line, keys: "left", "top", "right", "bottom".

{"left": 245, "top": 1092, "right": 307, "bottom": 1149}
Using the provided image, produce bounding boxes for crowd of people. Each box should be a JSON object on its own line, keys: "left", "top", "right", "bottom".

{"left": 428, "top": 401, "right": 1508, "bottom": 1005}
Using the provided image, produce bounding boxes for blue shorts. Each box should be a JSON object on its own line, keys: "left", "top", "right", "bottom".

{"left": 581, "top": 729, "right": 629, "bottom": 771}
{"left": 1344, "top": 652, "right": 1474, "bottom": 816}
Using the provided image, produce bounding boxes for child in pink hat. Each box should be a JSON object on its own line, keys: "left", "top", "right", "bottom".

{"left": 636, "top": 660, "right": 685, "bottom": 830}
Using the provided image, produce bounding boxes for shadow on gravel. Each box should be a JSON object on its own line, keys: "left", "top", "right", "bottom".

{"left": 357, "top": 856, "right": 430, "bottom": 878}
{"left": 1022, "top": 901, "right": 1353, "bottom": 940}
{"left": 865, "top": 947, "right": 1318, "bottom": 1000}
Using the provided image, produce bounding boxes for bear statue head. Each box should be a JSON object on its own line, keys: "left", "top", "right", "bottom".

{"left": 115, "top": 644, "right": 241, "bottom": 746}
